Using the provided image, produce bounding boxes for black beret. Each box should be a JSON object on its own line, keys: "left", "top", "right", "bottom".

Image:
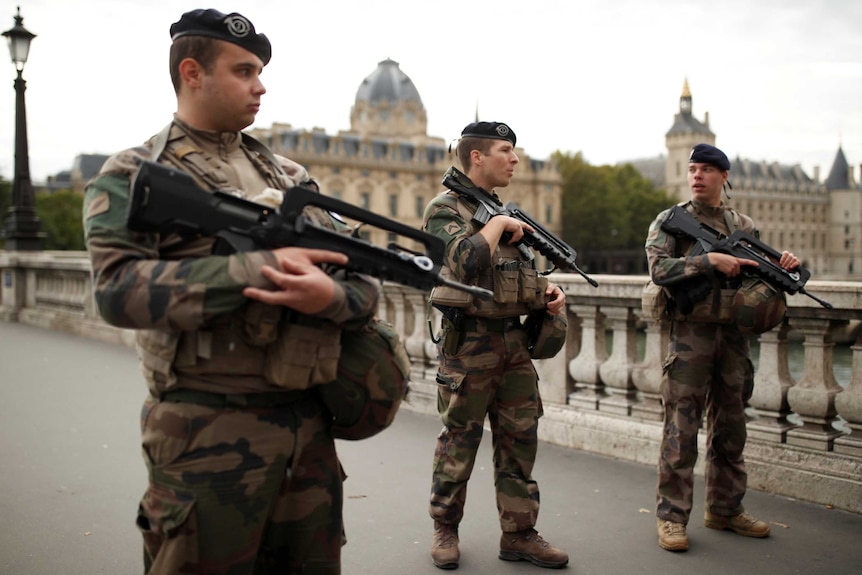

{"left": 460, "top": 121, "right": 517, "bottom": 147}
{"left": 690, "top": 143, "right": 730, "bottom": 171}
{"left": 170, "top": 9, "right": 271, "bottom": 66}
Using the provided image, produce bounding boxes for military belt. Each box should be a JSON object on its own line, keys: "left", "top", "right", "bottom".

{"left": 457, "top": 316, "right": 522, "bottom": 333}
{"left": 159, "top": 389, "right": 307, "bottom": 408}
{"left": 285, "top": 310, "right": 326, "bottom": 328}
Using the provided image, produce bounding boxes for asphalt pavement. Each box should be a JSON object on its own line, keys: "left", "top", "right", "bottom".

{"left": 1, "top": 322, "right": 860, "bottom": 574}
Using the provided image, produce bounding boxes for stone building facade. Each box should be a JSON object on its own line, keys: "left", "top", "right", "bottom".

{"left": 248, "top": 59, "right": 563, "bottom": 261}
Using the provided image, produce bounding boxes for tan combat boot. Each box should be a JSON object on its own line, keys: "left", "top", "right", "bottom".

{"left": 705, "top": 511, "right": 771, "bottom": 537}
{"left": 499, "top": 528, "right": 568, "bottom": 569}
{"left": 657, "top": 519, "right": 689, "bottom": 551}
{"left": 431, "top": 521, "right": 460, "bottom": 570}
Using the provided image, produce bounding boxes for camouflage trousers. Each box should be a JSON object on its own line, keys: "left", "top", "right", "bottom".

{"left": 137, "top": 393, "right": 343, "bottom": 575}
{"left": 656, "top": 321, "right": 754, "bottom": 525}
{"left": 429, "top": 326, "right": 542, "bottom": 532}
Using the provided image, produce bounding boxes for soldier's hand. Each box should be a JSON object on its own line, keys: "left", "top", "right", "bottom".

{"left": 779, "top": 250, "right": 800, "bottom": 270}
{"left": 242, "top": 247, "right": 347, "bottom": 314}
{"left": 545, "top": 283, "right": 566, "bottom": 316}
{"left": 707, "top": 252, "right": 759, "bottom": 278}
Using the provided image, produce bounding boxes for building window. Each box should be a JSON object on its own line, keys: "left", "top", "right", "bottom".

{"left": 390, "top": 171, "right": 398, "bottom": 179}
{"left": 360, "top": 193, "right": 370, "bottom": 210}
{"left": 389, "top": 194, "right": 398, "bottom": 217}
{"left": 361, "top": 169, "right": 369, "bottom": 177}
{"left": 388, "top": 232, "right": 398, "bottom": 244}
{"left": 332, "top": 167, "right": 340, "bottom": 175}
{"left": 329, "top": 189, "right": 342, "bottom": 201}
{"left": 416, "top": 196, "right": 425, "bottom": 218}
{"left": 546, "top": 204, "right": 553, "bottom": 224}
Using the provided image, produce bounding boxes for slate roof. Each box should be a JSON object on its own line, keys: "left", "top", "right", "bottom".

{"left": 355, "top": 58, "right": 423, "bottom": 107}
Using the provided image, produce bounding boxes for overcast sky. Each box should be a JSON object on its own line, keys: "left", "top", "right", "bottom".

{"left": 0, "top": 0, "right": 860, "bottom": 184}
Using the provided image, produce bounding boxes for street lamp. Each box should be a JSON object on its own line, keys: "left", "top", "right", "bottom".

{"left": 2, "top": 6, "right": 42, "bottom": 250}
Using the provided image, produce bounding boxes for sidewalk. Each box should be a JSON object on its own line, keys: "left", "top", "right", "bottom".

{"left": 1, "top": 322, "right": 860, "bottom": 574}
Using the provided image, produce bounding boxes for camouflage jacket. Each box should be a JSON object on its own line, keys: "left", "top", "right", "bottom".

{"left": 83, "top": 118, "right": 379, "bottom": 393}
{"left": 645, "top": 199, "right": 757, "bottom": 288}
{"left": 423, "top": 169, "right": 538, "bottom": 318}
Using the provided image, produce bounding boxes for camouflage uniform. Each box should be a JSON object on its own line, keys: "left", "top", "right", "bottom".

{"left": 424, "top": 172, "right": 550, "bottom": 533}
{"left": 83, "top": 117, "right": 379, "bottom": 574}
{"left": 645, "top": 199, "right": 758, "bottom": 525}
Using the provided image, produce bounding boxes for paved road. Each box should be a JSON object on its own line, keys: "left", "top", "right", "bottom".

{"left": 1, "top": 322, "right": 860, "bottom": 574}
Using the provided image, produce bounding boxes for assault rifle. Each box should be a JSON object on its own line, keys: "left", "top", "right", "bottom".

{"left": 660, "top": 205, "right": 832, "bottom": 309}
{"left": 126, "top": 160, "right": 493, "bottom": 299}
{"left": 442, "top": 167, "right": 599, "bottom": 287}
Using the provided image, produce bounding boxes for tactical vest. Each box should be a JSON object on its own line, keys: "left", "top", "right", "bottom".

{"left": 427, "top": 192, "right": 548, "bottom": 318}
{"left": 670, "top": 201, "right": 744, "bottom": 324}
{"left": 135, "top": 120, "right": 340, "bottom": 395}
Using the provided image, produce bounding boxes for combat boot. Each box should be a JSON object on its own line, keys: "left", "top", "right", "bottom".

{"left": 657, "top": 519, "right": 689, "bottom": 551}
{"left": 499, "top": 528, "right": 568, "bottom": 569}
{"left": 431, "top": 521, "right": 460, "bottom": 570}
{"left": 705, "top": 510, "right": 771, "bottom": 537}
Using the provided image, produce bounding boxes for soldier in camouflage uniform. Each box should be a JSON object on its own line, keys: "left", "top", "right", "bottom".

{"left": 645, "top": 143, "right": 800, "bottom": 552}
{"left": 82, "top": 9, "right": 380, "bottom": 574}
{"left": 424, "top": 122, "right": 569, "bottom": 570}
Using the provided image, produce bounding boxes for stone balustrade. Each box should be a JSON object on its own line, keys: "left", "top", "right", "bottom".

{"left": 2, "top": 252, "right": 861, "bottom": 513}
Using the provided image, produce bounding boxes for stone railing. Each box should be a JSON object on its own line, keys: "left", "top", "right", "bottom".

{"left": 2, "top": 251, "right": 860, "bottom": 514}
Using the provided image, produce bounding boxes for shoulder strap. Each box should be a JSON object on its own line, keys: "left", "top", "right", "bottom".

{"left": 150, "top": 122, "right": 174, "bottom": 161}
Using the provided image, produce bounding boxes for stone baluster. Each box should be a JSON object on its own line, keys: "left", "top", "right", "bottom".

{"left": 402, "top": 288, "right": 429, "bottom": 362}
{"left": 535, "top": 307, "right": 576, "bottom": 406}
{"left": 748, "top": 323, "right": 797, "bottom": 443}
{"left": 834, "top": 340, "right": 862, "bottom": 456}
{"left": 632, "top": 319, "right": 669, "bottom": 421}
{"left": 597, "top": 305, "right": 639, "bottom": 415}
{"left": 786, "top": 318, "right": 844, "bottom": 450}
{"left": 568, "top": 304, "right": 607, "bottom": 410}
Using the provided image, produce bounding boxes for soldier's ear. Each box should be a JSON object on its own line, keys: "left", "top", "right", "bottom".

{"left": 178, "top": 58, "right": 204, "bottom": 89}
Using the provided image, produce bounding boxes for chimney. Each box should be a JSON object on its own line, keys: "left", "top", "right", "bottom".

{"left": 704, "top": 111, "right": 710, "bottom": 127}
{"left": 813, "top": 165, "right": 820, "bottom": 183}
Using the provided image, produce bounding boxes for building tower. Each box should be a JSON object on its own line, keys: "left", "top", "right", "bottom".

{"left": 826, "top": 146, "right": 862, "bottom": 275}
{"left": 664, "top": 79, "right": 715, "bottom": 201}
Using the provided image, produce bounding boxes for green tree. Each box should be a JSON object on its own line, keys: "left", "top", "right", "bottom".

{"left": 35, "top": 189, "right": 85, "bottom": 250}
{"left": 554, "top": 151, "right": 676, "bottom": 273}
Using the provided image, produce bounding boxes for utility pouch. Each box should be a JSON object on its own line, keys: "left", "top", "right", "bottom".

{"left": 492, "top": 268, "right": 520, "bottom": 303}
{"left": 641, "top": 280, "right": 670, "bottom": 322}
{"left": 519, "top": 267, "right": 538, "bottom": 303}
{"left": 429, "top": 265, "right": 473, "bottom": 308}
{"left": 263, "top": 320, "right": 341, "bottom": 389}
{"left": 530, "top": 276, "right": 550, "bottom": 310}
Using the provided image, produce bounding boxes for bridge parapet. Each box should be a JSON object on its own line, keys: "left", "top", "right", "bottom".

{"left": 2, "top": 252, "right": 860, "bottom": 513}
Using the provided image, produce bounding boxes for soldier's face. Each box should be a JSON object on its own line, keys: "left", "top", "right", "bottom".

{"left": 199, "top": 42, "right": 266, "bottom": 132}
{"left": 474, "top": 139, "right": 519, "bottom": 190}
{"left": 688, "top": 162, "right": 727, "bottom": 206}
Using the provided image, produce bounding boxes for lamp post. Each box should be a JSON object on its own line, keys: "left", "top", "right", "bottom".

{"left": 2, "top": 6, "right": 42, "bottom": 251}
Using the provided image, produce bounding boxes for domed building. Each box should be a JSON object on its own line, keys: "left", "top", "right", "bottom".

{"left": 250, "top": 59, "right": 563, "bottom": 258}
